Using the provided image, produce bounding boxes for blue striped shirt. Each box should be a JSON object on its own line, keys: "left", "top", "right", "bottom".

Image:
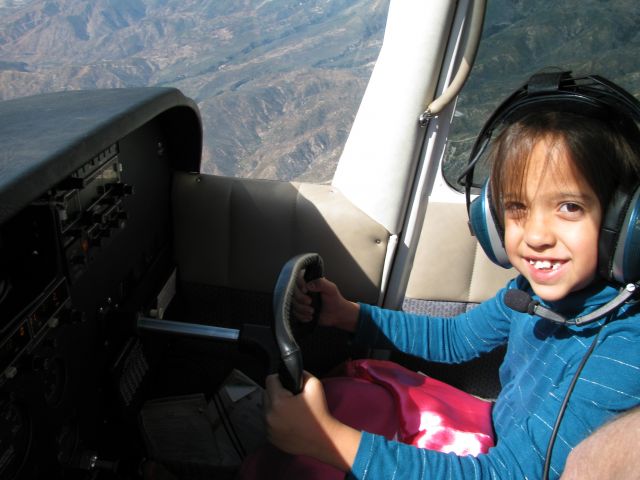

{"left": 349, "top": 276, "right": 640, "bottom": 479}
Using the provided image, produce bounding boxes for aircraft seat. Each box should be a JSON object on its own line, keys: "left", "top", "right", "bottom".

{"left": 401, "top": 201, "right": 515, "bottom": 399}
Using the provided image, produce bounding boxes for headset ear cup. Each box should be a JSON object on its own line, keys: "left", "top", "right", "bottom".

{"left": 469, "top": 181, "right": 512, "bottom": 268}
{"left": 601, "top": 185, "right": 640, "bottom": 284}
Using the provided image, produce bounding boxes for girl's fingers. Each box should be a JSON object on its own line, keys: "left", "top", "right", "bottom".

{"left": 293, "top": 283, "right": 312, "bottom": 305}
{"left": 293, "top": 274, "right": 318, "bottom": 323}
{"left": 296, "top": 270, "right": 308, "bottom": 293}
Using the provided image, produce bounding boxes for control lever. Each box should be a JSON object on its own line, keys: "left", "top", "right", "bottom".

{"left": 272, "top": 253, "right": 323, "bottom": 393}
{"left": 137, "top": 253, "right": 324, "bottom": 394}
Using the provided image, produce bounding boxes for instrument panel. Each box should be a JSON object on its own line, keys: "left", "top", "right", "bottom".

{"left": 0, "top": 87, "right": 201, "bottom": 479}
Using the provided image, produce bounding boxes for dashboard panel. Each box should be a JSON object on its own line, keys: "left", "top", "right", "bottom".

{"left": 0, "top": 88, "right": 201, "bottom": 479}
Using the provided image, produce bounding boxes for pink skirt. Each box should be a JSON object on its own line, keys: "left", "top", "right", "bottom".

{"left": 238, "top": 359, "right": 495, "bottom": 479}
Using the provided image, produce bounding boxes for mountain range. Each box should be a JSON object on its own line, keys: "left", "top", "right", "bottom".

{"left": 1, "top": 0, "right": 639, "bottom": 184}
{"left": 0, "top": 0, "right": 388, "bottom": 182}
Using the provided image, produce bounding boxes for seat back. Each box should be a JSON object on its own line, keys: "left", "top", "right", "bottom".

{"left": 400, "top": 201, "right": 515, "bottom": 399}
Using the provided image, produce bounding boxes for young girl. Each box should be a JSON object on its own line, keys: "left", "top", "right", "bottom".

{"left": 264, "top": 73, "right": 640, "bottom": 478}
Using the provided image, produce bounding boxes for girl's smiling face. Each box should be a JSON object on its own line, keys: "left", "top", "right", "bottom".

{"left": 503, "top": 138, "right": 603, "bottom": 302}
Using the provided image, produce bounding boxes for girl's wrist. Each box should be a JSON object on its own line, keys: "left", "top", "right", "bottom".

{"left": 318, "top": 417, "right": 362, "bottom": 471}
{"left": 339, "top": 301, "right": 360, "bottom": 332}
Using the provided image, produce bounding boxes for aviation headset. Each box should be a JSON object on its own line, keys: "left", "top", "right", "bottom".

{"left": 461, "top": 70, "right": 640, "bottom": 285}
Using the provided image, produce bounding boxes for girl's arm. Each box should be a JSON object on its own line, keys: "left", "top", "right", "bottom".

{"left": 295, "top": 277, "right": 515, "bottom": 361}
{"left": 265, "top": 372, "right": 361, "bottom": 471}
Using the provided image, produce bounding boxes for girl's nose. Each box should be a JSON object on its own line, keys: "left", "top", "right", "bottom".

{"left": 523, "top": 211, "right": 555, "bottom": 249}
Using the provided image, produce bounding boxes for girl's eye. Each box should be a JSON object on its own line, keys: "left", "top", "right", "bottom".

{"left": 559, "top": 202, "right": 583, "bottom": 214}
{"left": 504, "top": 202, "right": 526, "bottom": 218}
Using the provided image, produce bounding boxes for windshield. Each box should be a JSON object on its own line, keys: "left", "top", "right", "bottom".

{"left": 0, "top": 0, "right": 389, "bottom": 183}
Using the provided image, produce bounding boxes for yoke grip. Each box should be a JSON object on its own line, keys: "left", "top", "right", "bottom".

{"left": 272, "top": 253, "right": 324, "bottom": 394}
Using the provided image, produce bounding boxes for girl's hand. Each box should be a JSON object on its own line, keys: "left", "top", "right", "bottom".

{"left": 292, "top": 276, "right": 360, "bottom": 332}
{"left": 265, "top": 372, "right": 361, "bottom": 471}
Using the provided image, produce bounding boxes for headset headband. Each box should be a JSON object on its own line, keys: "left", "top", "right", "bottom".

{"left": 459, "top": 70, "right": 640, "bottom": 199}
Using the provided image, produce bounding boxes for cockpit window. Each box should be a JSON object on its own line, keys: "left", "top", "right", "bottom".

{"left": 0, "top": 1, "right": 388, "bottom": 183}
{"left": 442, "top": 0, "right": 640, "bottom": 191}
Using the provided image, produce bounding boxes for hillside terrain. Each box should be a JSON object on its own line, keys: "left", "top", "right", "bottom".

{"left": 444, "top": 0, "right": 640, "bottom": 186}
{"left": 0, "top": 0, "right": 388, "bottom": 181}
{"left": 1, "top": 0, "right": 639, "bottom": 184}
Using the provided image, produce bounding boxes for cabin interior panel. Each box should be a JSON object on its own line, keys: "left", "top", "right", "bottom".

{"left": 0, "top": 88, "right": 397, "bottom": 479}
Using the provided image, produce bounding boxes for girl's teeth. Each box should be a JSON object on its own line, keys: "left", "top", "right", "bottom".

{"left": 530, "top": 260, "right": 560, "bottom": 270}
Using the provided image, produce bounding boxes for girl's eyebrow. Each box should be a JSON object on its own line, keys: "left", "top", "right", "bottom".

{"left": 551, "top": 191, "right": 588, "bottom": 200}
{"left": 549, "top": 191, "right": 598, "bottom": 203}
{"left": 501, "top": 192, "right": 524, "bottom": 202}
{"left": 501, "top": 190, "right": 598, "bottom": 204}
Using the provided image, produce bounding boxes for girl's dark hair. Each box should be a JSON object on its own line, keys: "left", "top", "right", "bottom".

{"left": 489, "top": 108, "right": 640, "bottom": 224}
